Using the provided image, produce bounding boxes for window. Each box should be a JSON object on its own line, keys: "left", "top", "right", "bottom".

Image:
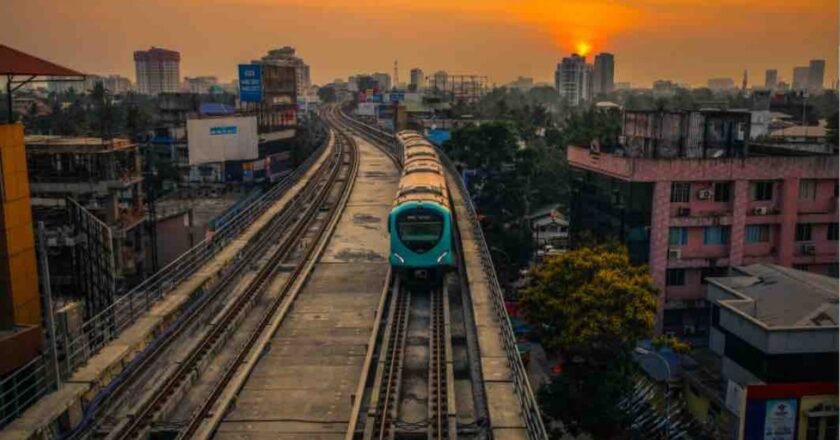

{"left": 396, "top": 210, "right": 444, "bottom": 254}
{"left": 671, "top": 182, "right": 691, "bottom": 203}
{"left": 752, "top": 181, "right": 774, "bottom": 201}
{"left": 796, "top": 223, "right": 813, "bottom": 241}
{"left": 827, "top": 416, "right": 838, "bottom": 440}
{"left": 666, "top": 268, "right": 685, "bottom": 286}
{"left": 806, "top": 416, "right": 820, "bottom": 440}
{"left": 799, "top": 179, "right": 817, "bottom": 201}
{"left": 713, "top": 182, "right": 731, "bottom": 202}
{"left": 828, "top": 223, "right": 839, "bottom": 241}
{"left": 746, "top": 225, "right": 770, "bottom": 243}
{"left": 704, "top": 226, "right": 730, "bottom": 245}
{"left": 669, "top": 227, "right": 688, "bottom": 246}
{"left": 701, "top": 267, "right": 729, "bottom": 284}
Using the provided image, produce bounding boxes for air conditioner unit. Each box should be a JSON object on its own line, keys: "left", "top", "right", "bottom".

{"left": 677, "top": 207, "right": 691, "bottom": 217}
{"left": 801, "top": 243, "right": 816, "bottom": 255}
{"left": 697, "top": 189, "right": 713, "bottom": 200}
{"left": 753, "top": 206, "right": 769, "bottom": 215}
{"left": 684, "top": 325, "right": 696, "bottom": 336}
{"left": 668, "top": 248, "right": 682, "bottom": 260}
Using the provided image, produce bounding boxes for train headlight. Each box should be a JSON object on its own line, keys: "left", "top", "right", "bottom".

{"left": 436, "top": 251, "right": 449, "bottom": 263}
{"left": 393, "top": 252, "right": 405, "bottom": 263}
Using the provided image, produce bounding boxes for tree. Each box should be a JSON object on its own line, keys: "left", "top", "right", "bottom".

{"left": 538, "top": 352, "right": 636, "bottom": 437}
{"left": 519, "top": 244, "right": 657, "bottom": 358}
{"left": 444, "top": 122, "right": 534, "bottom": 274}
{"left": 90, "top": 81, "right": 117, "bottom": 139}
{"left": 521, "top": 244, "right": 657, "bottom": 437}
{"left": 317, "top": 85, "right": 337, "bottom": 103}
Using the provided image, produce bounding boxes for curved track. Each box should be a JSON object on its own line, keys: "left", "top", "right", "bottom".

{"left": 65, "top": 106, "right": 357, "bottom": 440}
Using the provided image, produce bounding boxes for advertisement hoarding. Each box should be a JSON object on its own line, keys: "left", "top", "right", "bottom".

{"left": 238, "top": 64, "right": 262, "bottom": 102}
{"left": 356, "top": 102, "right": 377, "bottom": 116}
{"left": 187, "top": 116, "right": 259, "bottom": 165}
{"left": 741, "top": 382, "right": 838, "bottom": 440}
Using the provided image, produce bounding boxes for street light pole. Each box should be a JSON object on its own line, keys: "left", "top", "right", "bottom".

{"left": 635, "top": 347, "right": 672, "bottom": 439}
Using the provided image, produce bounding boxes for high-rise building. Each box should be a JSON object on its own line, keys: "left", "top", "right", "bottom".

{"left": 764, "top": 69, "right": 778, "bottom": 90}
{"left": 555, "top": 54, "right": 590, "bottom": 106}
{"left": 409, "top": 68, "right": 424, "bottom": 91}
{"left": 792, "top": 66, "right": 810, "bottom": 91}
{"left": 183, "top": 76, "right": 218, "bottom": 94}
{"left": 808, "top": 59, "right": 825, "bottom": 93}
{"left": 134, "top": 47, "right": 180, "bottom": 95}
{"left": 371, "top": 72, "right": 392, "bottom": 91}
{"left": 105, "top": 75, "right": 132, "bottom": 94}
{"left": 256, "top": 47, "right": 311, "bottom": 96}
{"left": 430, "top": 70, "right": 448, "bottom": 92}
{"left": 707, "top": 77, "right": 735, "bottom": 92}
{"left": 507, "top": 76, "right": 534, "bottom": 92}
{"left": 592, "top": 53, "right": 615, "bottom": 96}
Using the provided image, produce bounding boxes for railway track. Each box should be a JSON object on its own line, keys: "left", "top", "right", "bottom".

{"left": 172, "top": 105, "right": 361, "bottom": 439}
{"left": 363, "top": 281, "right": 456, "bottom": 440}
{"left": 336, "top": 113, "right": 457, "bottom": 440}
{"left": 63, "top": 105, "right": 357, "bottom": 440}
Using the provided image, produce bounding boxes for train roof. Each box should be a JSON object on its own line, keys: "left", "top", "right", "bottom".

{"left": 395, "top": 131, "right": 449, "bottom": 209}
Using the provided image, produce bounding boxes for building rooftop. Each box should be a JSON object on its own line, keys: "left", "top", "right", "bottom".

{"left": 25, "top": 136, "right": 137, "bottom": 153}
{"left": 708, "top": 264, "right": 839, "bottom": 328}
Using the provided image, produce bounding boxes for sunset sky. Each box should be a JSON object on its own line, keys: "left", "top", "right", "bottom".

{"left": 2, "top": 0, "right": 837, "bottom": 88}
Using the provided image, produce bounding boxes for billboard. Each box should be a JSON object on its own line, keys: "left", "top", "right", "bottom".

{"left": 742, "top": 382, "right": 838, "bottom": 440}
{"left": 187, "top": 116, "right": 259, "bottom": 165}
{"left": 356, "top": 102, "right": 376, "bottom": 116}
{"left": 238, "top": 64, "right": 262, "bottom": 102}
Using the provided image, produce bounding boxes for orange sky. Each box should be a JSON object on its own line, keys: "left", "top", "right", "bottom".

{"left": 1, "top": 0, "right": 837, "bottom": 88}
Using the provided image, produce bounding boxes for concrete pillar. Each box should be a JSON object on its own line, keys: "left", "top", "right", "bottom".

{"left": 729, "top": 180, "right": 749, "bottom": 266}
{"left": 777, "top": 177, "right": 799, "bottom": 266}
{"left": 649, "top": 181, "right": 671, "bottom": 333}
{"left": 0, "top": 123, "right": 41, "bottom": 328}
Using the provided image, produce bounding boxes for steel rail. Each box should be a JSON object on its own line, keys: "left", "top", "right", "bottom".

{"left": 338, "top": 112, "right": 549, "bottom": 440}
{"left": 62, "top": 119, "right": 339, "bottom": 440}
{"left": 174, "top": 105, "right": 361, "bottom": 439}
{"left": 106, "top": 108, "right": 349, "bottom": 440}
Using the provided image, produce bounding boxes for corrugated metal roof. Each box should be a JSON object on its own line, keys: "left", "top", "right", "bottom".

{"left": 0, "top": 44, "right": 84, "bottom": 77}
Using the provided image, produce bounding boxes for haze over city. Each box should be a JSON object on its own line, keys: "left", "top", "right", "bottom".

{"left": 1, "top": 1, "right": 839, "bottom": 439}
{"left": 1, "top": 0, "right": 837, "bottom": 86}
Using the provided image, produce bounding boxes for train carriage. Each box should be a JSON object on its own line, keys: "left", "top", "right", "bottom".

{"left": 389, "top": 131, "right": 455, "bottom": 276}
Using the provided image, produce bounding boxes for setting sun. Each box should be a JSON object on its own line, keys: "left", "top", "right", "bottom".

{"left": 575, "top": 41, "right": 592, "bottom": 56}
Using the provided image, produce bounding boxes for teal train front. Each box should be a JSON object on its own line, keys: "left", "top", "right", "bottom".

{"left": 388, "top": 131, "right": 455, "bottom": 277}
{"left": 389, "top": 201, "right": 454, "bottom": 269}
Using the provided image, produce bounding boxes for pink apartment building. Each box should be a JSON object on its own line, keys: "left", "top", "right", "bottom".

{"left": 567, "top": 110, "right": 839, "bottom": 338}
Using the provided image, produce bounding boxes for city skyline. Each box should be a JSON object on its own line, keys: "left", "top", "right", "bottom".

{"left": 0, "top": 0, "right": 837, "bottom": 88}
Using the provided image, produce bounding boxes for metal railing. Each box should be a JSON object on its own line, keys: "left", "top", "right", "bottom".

{"left": 0, "top": 118, "right": 329, "bottom": 429}
{"left": 341, "top": 112, "right": 548, "bottom": 439}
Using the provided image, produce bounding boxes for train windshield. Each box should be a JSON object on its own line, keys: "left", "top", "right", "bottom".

{"left": 396, "top": 210, "right": 443, "bottom": 253}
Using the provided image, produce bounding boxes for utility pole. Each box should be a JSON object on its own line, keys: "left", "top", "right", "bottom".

{"left": 37, "top": 222, "right": 62, "bottom": 389}
{"left": 393, "top": 60, "right": 399, "bottom": 92}
{"left": 143, "top": 137, "right": 159, "bottom": 274}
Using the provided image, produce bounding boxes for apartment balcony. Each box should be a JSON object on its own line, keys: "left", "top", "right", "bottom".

{"left": 669, "top": 208, "right": 733, "bottom": 227}
{"left": 29, "top": 171, "right": 143, "bottom": 196}
{"left": 667, "top": 246, "right": 730, "bottom": 268}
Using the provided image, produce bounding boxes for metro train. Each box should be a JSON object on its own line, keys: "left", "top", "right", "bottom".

{"left": 388, "top": 131, "right": 455, "bottom": 277}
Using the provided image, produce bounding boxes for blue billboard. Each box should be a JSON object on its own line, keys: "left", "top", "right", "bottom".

{"left": 238, "top": 64, "right": 262, "bottom": 103}
{"left": 388, "top": 92, "right": 405, "bottom": 102}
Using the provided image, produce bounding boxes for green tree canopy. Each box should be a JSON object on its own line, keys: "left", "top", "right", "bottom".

{"left": 317, "top": 86, "right": 337, "bottom": 103}
{"left": 519, "top": 244, "right": 657, "bottom": 358}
